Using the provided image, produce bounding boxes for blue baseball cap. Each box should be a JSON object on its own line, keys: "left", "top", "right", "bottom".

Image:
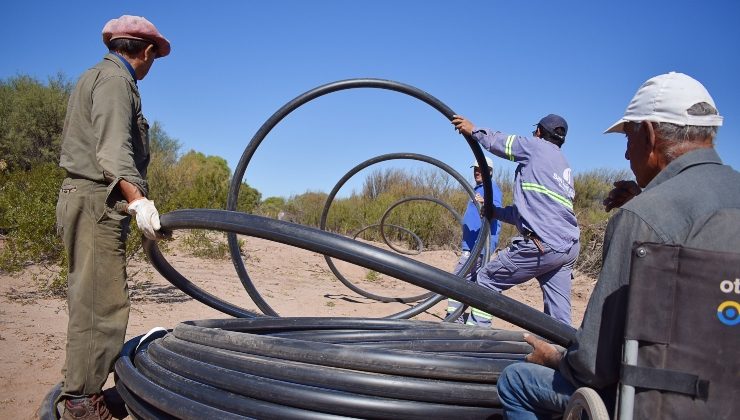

{"left": 537, "top": 114, "right": 568, "bottom": 137}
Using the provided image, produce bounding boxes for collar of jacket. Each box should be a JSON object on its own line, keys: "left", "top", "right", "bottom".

{"left": 108, "top": 52, "right": 137, "bottom": 84}
{"left": 645, "top": 148, "right": 723, "bottom": 191}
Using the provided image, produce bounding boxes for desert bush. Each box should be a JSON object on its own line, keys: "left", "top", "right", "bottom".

{"left": 0, "top": 73, "right": 263, "bottom": 297}
{"left": 284, "top": 191, "right": 329, "bottom": 228}
{"left": 278, "top": 166, "right": 630, "bottom": 277}
{"left": 167, "top": 151, "right": 232, "bottom": 210}
{"left": 255, "top": 196, "right": 287, "bottom": 219}
{"left": 181, "top": 230, "right": 238, "bottom": 259}
{"left": 365, "top": 270, "right": 381, "bottom": 282}
{"left": 574, "top": 168, "right": 631, "bottom": 213}
{"left": 312, "top": 167, "right": 505, "bottom": 250}
{"left": 572, "top": 169, "right": 630, "bottom": 276}
{"left": 0, "top": 74, "right": 71, "bottom": 172}
{"left": 0, "top": 163, "right": 66, "bottom": 272}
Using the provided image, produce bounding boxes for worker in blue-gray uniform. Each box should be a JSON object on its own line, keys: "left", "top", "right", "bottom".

{"left": 446, "top": 156, "right": 503, "bottom": 325}
{"left": 451, "top": 114, "right": 580, "bottom": 326}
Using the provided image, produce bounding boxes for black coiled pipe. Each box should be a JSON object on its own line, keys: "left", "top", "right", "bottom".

{"left": 318, "top": 152, "right": 487, "bottom": 311}
{"left": 114, "top": 318, "right": 519, "bottom": 419}
{"left": 224, "top": 79, "right": 495, "bottom": 317}
{"left": 144, "top": 209, "right": 576, "bottom": 346}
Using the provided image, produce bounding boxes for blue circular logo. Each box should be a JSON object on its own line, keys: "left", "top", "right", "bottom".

{"left": 717, "top": 301, "right": 740, "bottom": 326}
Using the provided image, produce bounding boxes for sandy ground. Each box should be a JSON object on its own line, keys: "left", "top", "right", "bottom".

{"left": 0, "top": 233, "right": 593, "bottom": 419}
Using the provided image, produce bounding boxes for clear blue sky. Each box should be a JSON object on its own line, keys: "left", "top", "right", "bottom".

{"left": 3, "top": 1, "right": 739, "bottom": 199}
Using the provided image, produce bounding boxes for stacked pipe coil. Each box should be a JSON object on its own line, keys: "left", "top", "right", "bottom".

{"left": 114, "top": 318, "right": 533, "bottom": 419}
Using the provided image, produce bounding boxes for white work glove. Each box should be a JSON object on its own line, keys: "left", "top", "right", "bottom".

{"left": 127, "top": 198, "right": 165, "bottom": 240}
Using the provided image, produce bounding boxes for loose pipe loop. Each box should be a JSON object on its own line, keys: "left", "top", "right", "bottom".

{"left": 144, "top": 209, "right": 577, "bottom": 346}
{"left": 224, "top": 79, "right": 495, "bottom": 317}
{"left": 319, "top": 152, "right": 488, "bottom": 308}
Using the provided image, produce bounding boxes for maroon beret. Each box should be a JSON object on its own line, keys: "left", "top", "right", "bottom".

{"left": 102, "top": 15, "right": 170, "bottom": 58}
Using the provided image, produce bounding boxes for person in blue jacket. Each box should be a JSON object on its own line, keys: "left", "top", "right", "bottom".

{"left": 446, "top": 156, "right": 503, "bottom": 325}
{"left": 452, "top": 114, "right": 580, "bottom": 326}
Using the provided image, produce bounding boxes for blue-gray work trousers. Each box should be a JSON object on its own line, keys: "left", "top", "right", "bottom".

{"left": 473, "top": 236, "right": 579, "bottom": 326}
{"left": 446, "top": 252, "right": 494, "bottom": 325}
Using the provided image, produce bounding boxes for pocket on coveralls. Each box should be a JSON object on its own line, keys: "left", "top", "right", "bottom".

{"left": 100, "top": 186, "right": 129, "bottom": 223}
{"left": 495, "top": 250, "right": 520, "bottom": 276}
{"left": 55, "top": 183, "right": 76, "bottom": 236}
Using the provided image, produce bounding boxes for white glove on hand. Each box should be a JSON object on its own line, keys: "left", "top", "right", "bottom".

{"left": 127, "top": 198, "right": 165, "bottom": 240}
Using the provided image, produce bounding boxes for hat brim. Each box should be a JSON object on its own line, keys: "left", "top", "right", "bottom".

{"left": 105, "top": 34, "right": 170, "bottom": 58}
{"left": 604, "top": 118, "right": 627, "bottom": 134}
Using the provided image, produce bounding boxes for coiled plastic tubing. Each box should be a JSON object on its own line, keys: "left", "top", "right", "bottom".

{"left": 40, "top": 79, "right": 576, "bottom": 419}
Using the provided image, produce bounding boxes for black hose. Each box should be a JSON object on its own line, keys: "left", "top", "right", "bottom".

{"left": 115, "top": 318, "right": 517, "bottom": 419}
{"left": 174, "top": 321, "right": 512, "bottom": 382}
{"left": 157, "top": 335, "right": 502, "bottom": 406}
{"left": 225, "top": 79, "right": 495, "bottom": 317}
{"left": 115, "top": 380, "right": 175, "bottom": 419}
{"left": 115, "top": 335, "right": 248, "bottom": 419}
{"left": 134, "top": 351, "right": 354, "bottom": 420}
{"left": 143, "top": 340, "right": 500, "bottom": 420}
{"left": 145, "top": 210, "right": 576, "bottom": 345}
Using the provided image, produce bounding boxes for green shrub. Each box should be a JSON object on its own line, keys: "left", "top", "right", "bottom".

{"left": 0, "top": 74, "right": 71, "bottom": 172}
{"left": 0, "top": 163, "right": 66, "bottom": 272}
{"left": 278, "top": 166, "right": 631, "bottom": 278}
{"left": 181, "top": 230, "right": 242, "bottom": 260}
{"left": 255, "top": 196, "right": 287, "bottom": 219}
{"left": 572, "top": 169, "right": 630, "bottom": 276}
{"left": 365, "top": 270, "right": 381, "bottom": 282}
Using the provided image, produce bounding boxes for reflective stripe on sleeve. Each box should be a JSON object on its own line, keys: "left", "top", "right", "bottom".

{"left": 447, "top": 299, "right": 461, "bottom": 313}
{"left": 505, "top": 135, "right": 516, "bottom": 161}
{"left": 471, "top": 308, "right": 493, "bottom": 320}
{"left": 521, "top": 182, "right": 574, "bottom": 209}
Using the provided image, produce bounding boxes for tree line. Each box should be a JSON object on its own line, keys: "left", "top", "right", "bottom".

{"left": 0, "top": 74, "right": 625, "bottom": 296}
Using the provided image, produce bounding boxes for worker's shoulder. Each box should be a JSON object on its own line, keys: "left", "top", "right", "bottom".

{"left": 624, "top": 162, "right": 740, "bottom": 244}
{"left": 87, "top": 56, "right": 134, "bottom": 84}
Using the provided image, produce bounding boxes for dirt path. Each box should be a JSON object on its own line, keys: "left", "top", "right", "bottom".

{"left": 0, "top": 234, "right": 593, "bottom": 419}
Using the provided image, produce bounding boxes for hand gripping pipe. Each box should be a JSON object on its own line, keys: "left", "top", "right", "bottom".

{"left": 225, "top": 79, "right": 495, "bottom": 317}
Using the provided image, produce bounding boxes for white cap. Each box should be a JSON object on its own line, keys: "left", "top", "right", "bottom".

{"left": 471, "top": 156, "right": 494, "bottom": 169}
{"left": 604, "top": 72, "right": 723, "bottom": 134}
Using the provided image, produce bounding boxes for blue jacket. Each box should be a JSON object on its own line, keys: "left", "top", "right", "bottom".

{"left": 472, "top": 128, "right": 579, "bottom": 252}
{"left": 462, "top": 183, "right": 502, "bottom": 253}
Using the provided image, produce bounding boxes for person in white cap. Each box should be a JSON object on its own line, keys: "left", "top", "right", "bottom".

{"left": 445, "top": 156, "right": 503, "bottom": 325}
{"left": 55, "top": 15, "right": 170, "bottom": 419}
{"left": 496, "top": 72, "right": 740, "bottom": 419}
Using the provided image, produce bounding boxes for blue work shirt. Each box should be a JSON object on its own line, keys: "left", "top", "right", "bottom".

{"left": 462, "top": 183, "right": 502, "bottom": 253}
{"left": 472, "top": 128, "right": 580, "bottom": 252}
